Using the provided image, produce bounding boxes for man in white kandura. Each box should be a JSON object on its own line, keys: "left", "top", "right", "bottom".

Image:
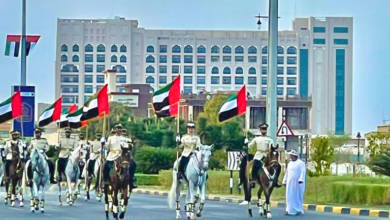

{"left": 282, "top": 150, "right": 306, "bottom": 216}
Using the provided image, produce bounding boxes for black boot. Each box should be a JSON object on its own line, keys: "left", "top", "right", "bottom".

{"left": 131, "top": 176, "right": 137, "bottom": 189}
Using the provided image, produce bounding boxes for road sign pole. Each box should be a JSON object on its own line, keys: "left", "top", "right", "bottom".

{"left": 229, "top": 170, "right": 233, "bottom": 194}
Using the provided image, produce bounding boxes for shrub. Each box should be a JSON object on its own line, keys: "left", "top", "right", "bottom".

{"left": 209, "top": 149, "right": 227, "bottom": 170}
{"left": 134, "top": 146, "right": 176, "bottom": 174}
{"left": 135, "top": 174, "right": 160, "bottom": 186}
{"left": 331, "top": 182, "right": 390, "bottom": 205}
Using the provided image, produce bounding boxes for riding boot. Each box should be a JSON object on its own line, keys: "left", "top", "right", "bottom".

{"left": 48, "top": 160, "right": 57, "bottom": 184}
{"left": 131, "top": 176, "right": 137, "bottom": 188}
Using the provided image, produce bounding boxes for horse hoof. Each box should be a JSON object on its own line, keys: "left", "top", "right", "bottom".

{"left": 85, "top": 196, "right": 88, "bottom": 201}
{"left": 266, "top": 213, "right": 272, "bottom": 218}
{"left": 41, "top": 209, "right": 45, "bottom": 214}
{"left": 119, "top": 212, "right": 125, "bottom": 219}
{"left": 248, "top": 209, "right": 253, "bottom": 217}
{"left": 176, "top": 214, "right": 181, "bottom": 219}
{"left": 31, "top": 208, "right": 35, "bottom": 213}
{"left": 196, "top": 212, "right": 202, "bottom": 217}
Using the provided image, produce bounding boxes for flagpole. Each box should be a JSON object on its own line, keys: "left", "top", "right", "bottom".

{"left": 176, "top": 101, "right": 180, "bottom": 161}
{"left": 98, "top": 113, "right": 106, "bottom": 196}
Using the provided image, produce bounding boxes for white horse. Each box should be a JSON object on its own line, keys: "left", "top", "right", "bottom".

{"left": 23, "top": 148, "right": 50, "bottom": 213}
{"left": 168, "top": 145, "right": 212, "bottom": 220}
{"left": 58, "top": 146, "right": 84, "bottom": 206}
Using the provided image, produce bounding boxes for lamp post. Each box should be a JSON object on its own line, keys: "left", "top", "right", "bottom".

{"left": 356, "top": 132, "right": 361, "bottom": 164}
{"left": 305, "top": 134, "right": 309, "bottom": 164}
{"left": 299, "top": 135, "right": 303, "bottom": 158}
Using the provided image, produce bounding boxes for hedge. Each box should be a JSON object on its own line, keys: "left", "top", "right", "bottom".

{"left": 135, "top": 174, "right": 160, "bottom": 186}
{"left": 331, "top": 182, "right": 390, "bottom": 205}
{"left": 134, "top": 146, "right": 176, "bottom": 174}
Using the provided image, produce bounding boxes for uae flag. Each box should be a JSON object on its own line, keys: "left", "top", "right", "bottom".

{"left": 67, "top": 108, "right": 84, "bottom": 129}
{"left": 25, "top": 35, "right": 40, "bottom": 56}
{"left": 218, "top": 85, "right": 247, "bottom": 122}
{"left": 38, "top": 97, "right": 62, "bottom": 127}
{"left": 0, "top": 91, "right": 22, "bottom": 124}
{"left": 152, "top": 75, "right": 180, "bottom": 117}
{"left": 58, "top": 104, "right": 77, "bottom": 128}
{"left": 80, "top": 84, "right": 109, "bottom": 121}
{"left": 4, "top": 35, "right": 21, "bottom": 57}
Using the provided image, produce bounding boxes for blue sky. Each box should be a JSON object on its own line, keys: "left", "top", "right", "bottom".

{"left": 1, "top": 0, "right": 389, "bottom": 135}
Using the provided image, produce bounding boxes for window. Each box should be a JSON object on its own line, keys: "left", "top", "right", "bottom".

{"left": 85, "top": 44, "right": 93, "bottom": 52}
{"left": 146, "top": 66, "right": 155, "bottom": 73}
{"left": 146, "top": 45, "right": 154, "bottom": 53}
{"left": 184, "top": 66, "right": 192, "bottom": 73}
{"left": 197, "top": 56, "right": 205, "bottom": 64}
{"left": 262, "top": 67, "right": 267, "bottom": 75}
{"left": 211, "top": 56, "right": 219, "bottom": 62}
{"left": 72, "top": 55, "right": 79, "bottom": 62}
{"left": 277, "top": 87, "right": 284, "bottom": 95}
{"left": 248, "top": 46, "right": 257, "bottom": 54}
{"left": 61, "top": 55, "right": 68, "bottom": 62}
{"left": 286, "top": 108, "right": 307, "bottom": 129}
{"left": 261, "top": 88, "right": 267, "bottom": 95}
{"left": 197, "top": 76, "right": 205, "bottom": 84}
{"left": 183, "top": 86, "right": 192, "bottom": 94}
{"left": 61, "top": 44, "right": 68, "bottom": 52}
{"left": 159, "top": 66, "right": 167, "bottom": 73}
{"left": 287, "top": 67, "right": 297, "bottom": 75}
{"left": 61, "top": 64, "right": 79, "bottom": 72}
{"left": 261, "top": 77, "right": 267, "bottom": 85}
{"left": 84, "top": 75, "right": 92, "bottom": 83}
{"left": 287, "top": 46, "right": 297, "bottom": 54}
{"left": 277, "top": 56, "right": 284, "bottom": 64}
{"left": 85, "top": 85, "right": 93, "bottom": 93}
{"left": 313, "top": 27, "right": 326, "bottom": 33}
{"left": 235, "top": 56, "right": 244, "bottom": 62}
{"left": 96, "top": 75, "right": 105, "bottom": 83}
{"left": 334, "top": 27, "right": 348, "bottom": 33}
{"left": 277, "top": 46, "right": 284, "bottom": 54}
{"left": 184, "top": 76, "right": 192, "bottom": 84}
{"left": 111, "top": 45, "right": 118, "bottom": 52}
{"left": 223, "top": 56, "right": 231, "bottom": 62}
{"left": 159, "top": 76, "right": 167, "bottom": 84}
{"left": 235, "top": 46, "right": 244, "bottom": 54}
{"left": 63, "top": 96, "right": 78, "bottom": 104}
{"left": 334, "top": 39, "right": 348, "bottom": 45}
{"left": 113, "top": 65, "right": 126, "bottom": 73}
{"left": 146, "top": 76, "right": 155, "bottom": 83}
{"left": 197, "top": 66, "right": 205, "bottom": 74}
{"left": 159, "top": 55, "right": 167, "bottom": 63}
{"left": 97, "top": 54, "right": 105, "bottom": 62}
{"left": 96, "top": 65, "right": 105, "bottom": 73}
{"left": 223, "top": 67, "right": 231, "bottom": 74}
{"left": 248, "top": 67, "right": 256, "bottom": 75}
{"left": 248, "top": 77, "right": 256, "bottom": 85}
{"left": 172, "top": 65, "right": 179, "bottom": 74}
{"left": 235, "top": 67, "right": 243, "bottom": 75}
{"left": 313, "top": 38, "right": 326, "bottom": 44}
{"left": 111, "top": 55, "right": 117, "bottom": 62}
{"left": 235, "top": 76, "right": 244, "bottom": 85}
{"left": 172, "top": 45, "right": 181, "bottom": 53}
{"left": 211, "top": 76, "right": 219, "bottom": 84}
{"left": 184, "top": 45, "right": 193, "bottom": 53}
{"left": 184, "top": 55, "right": 193, "bottom": 63}
{"left": 262, "top": 46, "right": 267, "bottom": 54}
{"left": 119, "top": 55, "right": 126, "bottom": 63}
{"left": 262, "top": 56, "right": 267, "bottom": 64}
{"left": 96, "top": 85, "right": 103, "bottom": 91}
{"left": 211, "top": 46, "right": 219, "bottom": 53}
{"left": 85, "top": 64, "right": 93, "bottom": 73}
{"left": 222, "top": 76, "right": 231, "bottom": 84}
{"left": 211, "top": 67, "right": 219, "bottom": 74}
{"left": 197, "top": 45, "right": 206, "bottom": 53}
{"left": 172, "top": 55, "right": 181, "bottom": 63}
{"left": 278, "top": 67, "right": 284, "bottom": 75}
{"left": 146, "top": 55, "right": 155, "bottom": 63}
{"left": 159, "top": 45, "right": 167, "bottom": 53}
{"left": 120, "top": 45, "right": 127, "bottom": 52}
{"left": 72, "top": 44, "right": 79, "bottom": 52}
{"left": 277, "top": 77, "right": 284, "bottom": 85}
{"left": 248, "top": 56, "right": 257, "bottom": 63}
{"left": 223, "top": 46, "right": 231, "bottom": 54}
{"left": 287, "top": 77, "right": 297, "bottom": 85}
{"left": 97, "top": 44, "right": 105, "bottom": 52}
{"left": 62, "top": 85, "right": 78, "bottom": 93}
{"left": 61, "top": 75, "right": 79, "bottom": 83}
{"left": 85, "top": 54, "right": 93, "bottom": 62}
{"left": 287, "top": 57, "right": 297, "bottom": 64}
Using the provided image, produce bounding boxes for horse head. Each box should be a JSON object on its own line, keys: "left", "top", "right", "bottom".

{"left": 198, "top": 144, "right": 213, "bottom": 170}
{"left": 30, "top": 148, "right": 46, "bottom": 173}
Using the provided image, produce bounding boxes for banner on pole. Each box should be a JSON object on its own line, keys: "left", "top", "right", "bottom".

{"left": 12, "top": 85, "right": 35, "bottom": 137}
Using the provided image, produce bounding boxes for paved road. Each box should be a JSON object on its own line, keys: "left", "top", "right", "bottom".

{"left": 0, "top": 190, "right": 379, "bottom": 220}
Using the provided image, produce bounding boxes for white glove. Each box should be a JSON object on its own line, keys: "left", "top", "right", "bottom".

{"left": 20, "top": 142, "right": 27, "bottom": 150}
{"left": 244, "top": 138, "right": 249, "bottom": 145}
{"left": 55, "top": 143, "right": 60, "bottom": 149}
{"left": 176, "top": 135, "right": 181, "bottom": 143}
{"left": 100, "top": 137, "right": 106, "bottom": 144}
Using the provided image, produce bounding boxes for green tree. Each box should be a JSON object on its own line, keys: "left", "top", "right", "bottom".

{"left": 366, "top": 133, "right": 390, "bottom": 159}
{"left": 369, "top": 151, "right": 390, "bottom": 176}
{"left": 311, "top": 137, "right": 334, "bottom": 176}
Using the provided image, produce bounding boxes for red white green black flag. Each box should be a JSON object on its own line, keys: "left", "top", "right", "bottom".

{"left": 218, "top": 85, "right": 247, "bottom": 122}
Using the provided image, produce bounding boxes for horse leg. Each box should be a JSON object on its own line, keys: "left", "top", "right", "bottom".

{"left": 119, "top": 186, "right": 128, "bottom": 219}
{"left": 175, "top": 177, "right": 182, "bottom": 219}
{"left": 188, "top": 181, "right": 197, "bottom": 220}
{"left": 85, "top": 174, "right": 91, "bottom": 201}
{"left": 247, "top": 181, "right": 253, "bottom": 217}
{"left": 66, "top": 173, "right": 73, "bottom": 205}
{"left": 104, "top": 184, "right": 110, "bottom": 219}
{"left": 196, "top": 176, "right": 206, "bottom": 217}
{"left": 4, "top": 178, "right": 9, "bottom": 204}
{"left": 30, "top": 180, "right": 35, "bottom": 212}
{"left": 11, "top": 177, "right": 17, "bottom": 207}
{"left": 112, "top": 188, "right": 119, "bottom": 220}
{"left": 257, "top": 186, "right": 264, "bottom": 216}
{"left": 19, "top": 179, "right": 24, "bottom": 207}
{"left": 58, "top": 175, "right": 63, "bottom": 206}
{"left": 40, "top": 185, "right": 45, "bottom": 213}
{"left": 265, "top": 188, "right": 274, "bottom": 219}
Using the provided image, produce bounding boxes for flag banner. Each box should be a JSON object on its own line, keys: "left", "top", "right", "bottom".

{"left": 218, "top": 85, "right": 247, "bottom": 122}
{"left": 26, "top": 35, "right": 40, "bottom": 56}
{"left": 5, "top": 35, "right": 21, "bottom": 57}
{"left": 38, "top": 97, "right": 62, "bottom": 127}
{"left": 0, "top": 91, "right": 22, "bottom": 124}
{"left": 152, "top": 75, "right": 180, "bottom": 117}
{"left": 58, "top": 104, "right": 77, "bottom": 128}
{"left": 80, "top": 84, "right": 109, "bottom": 121}
{"left": 67, "top": 107, "right": 84, "bottom": 129}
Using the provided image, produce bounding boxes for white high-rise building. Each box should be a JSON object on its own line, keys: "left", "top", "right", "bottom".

{"left": 55, "top": 16, "right": 352, "bottom": 135}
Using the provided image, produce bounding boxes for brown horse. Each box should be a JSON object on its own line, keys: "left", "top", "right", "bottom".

{"left": 239, "top": 145, "right": 281, "bottom": 219}
{"left": 104, "top": 146, "right": 132, "bottom": 220}
{"left": 4, "top": 142, "right": 25, "bottom": 207}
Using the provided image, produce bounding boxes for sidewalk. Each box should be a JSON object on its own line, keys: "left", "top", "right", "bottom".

{"left": 133, "top": 188, "right": 390, "bottom": 218}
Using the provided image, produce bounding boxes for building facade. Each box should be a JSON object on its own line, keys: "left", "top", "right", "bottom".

{"left": 55, "top": 16, "right": 352, "bottom": 135}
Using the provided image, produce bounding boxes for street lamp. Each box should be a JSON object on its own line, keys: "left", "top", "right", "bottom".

{"left": 356, "top": 132, "right": 361, "bottom": 164}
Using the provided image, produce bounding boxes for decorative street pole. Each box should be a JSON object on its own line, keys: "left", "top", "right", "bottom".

{"left": 266, "top": 0, "right": 278, "bottom": 143}
{"left": 357, "top": 132, "right": 361, "bottom": 164}
{"left": 21, "top": 0, "right": 27, "bottom": 86}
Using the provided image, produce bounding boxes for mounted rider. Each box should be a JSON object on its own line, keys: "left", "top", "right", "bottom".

{"left": 28, "top": 128, "right": 56, "bottom": 183}
{"left": 55, "top": 127, "right": 77, "bottom": 182}
{"left": 87, "top": 132, "right": 102, "bottom": 175}
{"left": 3, "top": 130, "right": 26, "bottom": 177}
{"left": 78, "top": 132, "right": 89, "bottom": 177}
{"left": 177, "top": 122, "right": 201, "bottom": 180}
{"left": 121, "top": 128, "right": 137, "bottom": 188}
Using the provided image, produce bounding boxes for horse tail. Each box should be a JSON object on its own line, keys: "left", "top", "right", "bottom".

{"left": 167, "top": 161, "right": 178, "bottom": 209}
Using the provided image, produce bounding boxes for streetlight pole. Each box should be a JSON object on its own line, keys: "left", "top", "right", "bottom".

{"left": 21, "top": 0, "right": 27, "bottom": 86}
{"left": 266, "top": 0, "right": 278, "bottom": 143}
{"left": 357, "top": 132, "right": 361, "bottom": 164}
{"left": 305, "top": 134, "right": 309, "bottom": 164}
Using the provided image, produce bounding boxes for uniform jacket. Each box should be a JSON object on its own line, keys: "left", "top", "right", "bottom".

{"left": 180, "top": 134, "right": 201, "bottom": 157}
{"left": 249, "top": 135, "right": 274, "bottom": 161}
{"left": 58, "top": 137, "right": 77, "bottom": 159}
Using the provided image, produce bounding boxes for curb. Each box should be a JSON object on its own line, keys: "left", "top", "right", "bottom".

{"left": 133, "top": 189, "right": 390, "bottom": 218}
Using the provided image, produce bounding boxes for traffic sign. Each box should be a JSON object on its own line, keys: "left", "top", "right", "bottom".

{"left": 227, "top": 151, "right": 241, "bottom": 171}
{"left": 277, "top": 119, "right": 295, "bottom": 137}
